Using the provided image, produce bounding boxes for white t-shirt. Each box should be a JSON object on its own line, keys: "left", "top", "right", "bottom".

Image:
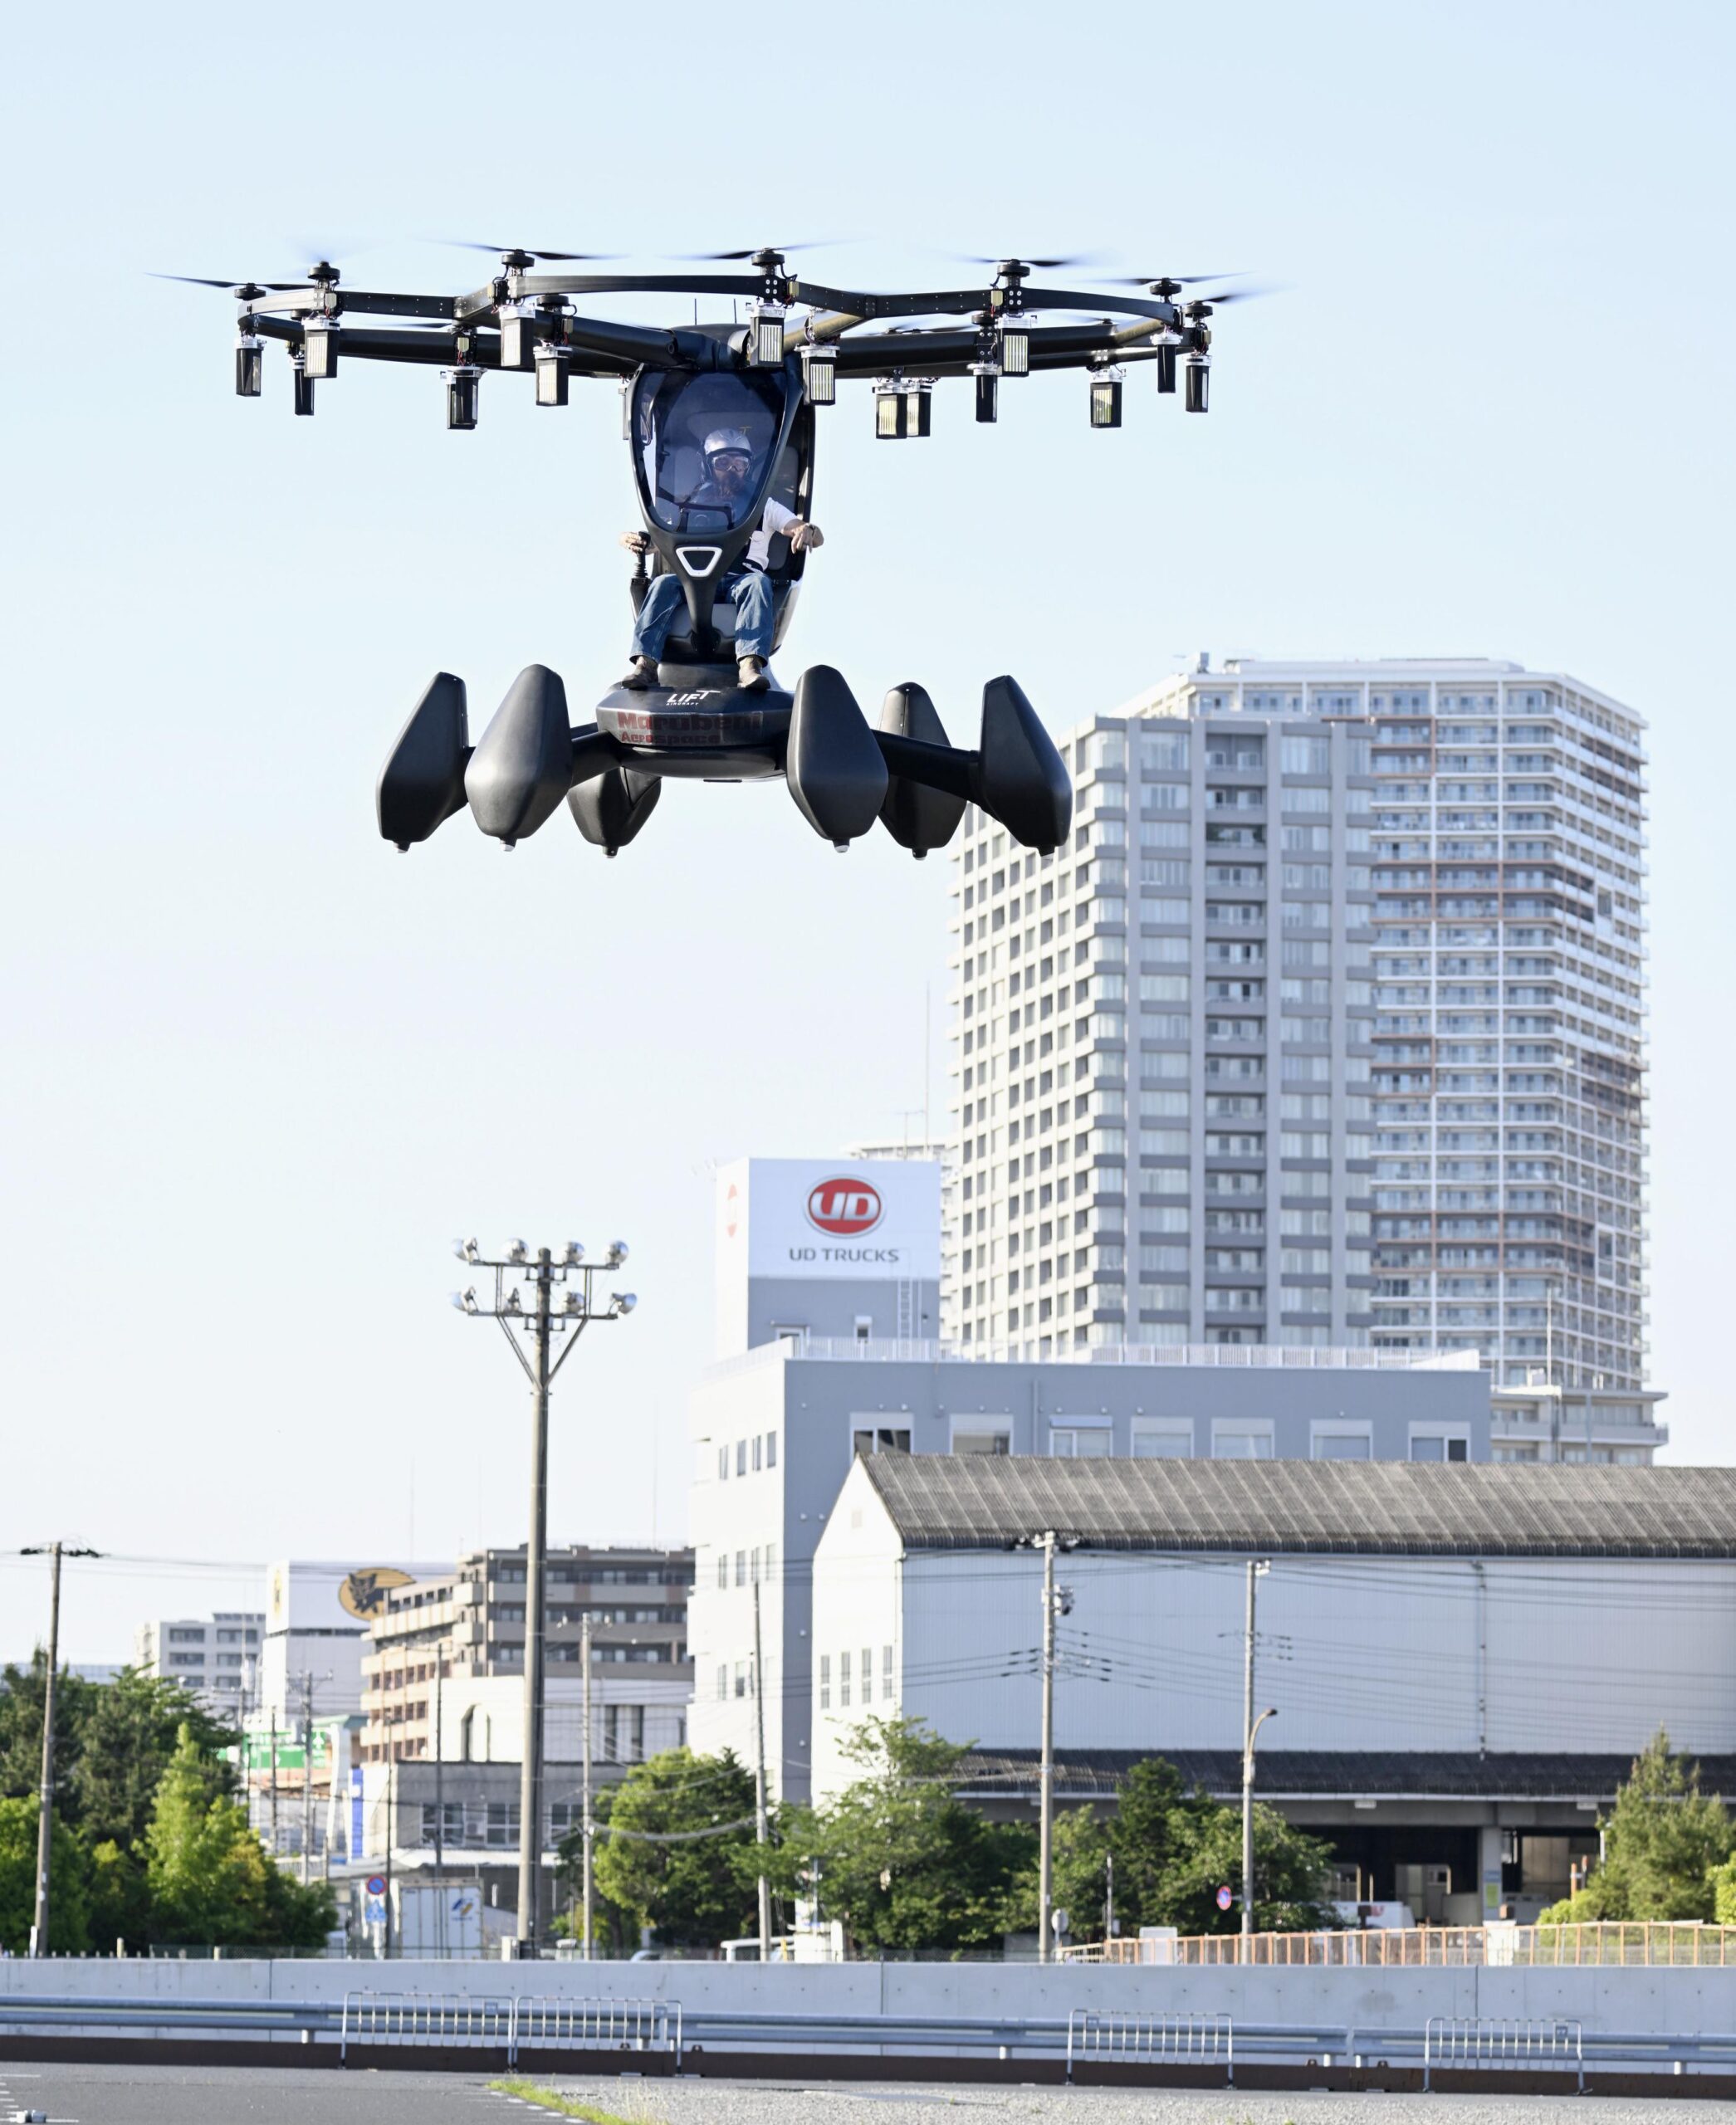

{"left": 742, "top": 498, "right": 798, "bottom": 573}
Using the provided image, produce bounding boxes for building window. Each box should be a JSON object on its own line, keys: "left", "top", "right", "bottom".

{"left": 716, "top": 1666, "right": 728, "bottom": 1702}
{"left": 1130, "top": 1420, "right": 1192, "bottom": 1459}
{"left": 853, "top": 1427, "right": 912, "bottom": 1457}
{"left": 735, "top": 1551, "right": 746, "bottom": 1587}
{"left": 819, "top": 1654, "right": 831, "bottom": 1710}
{"left": 1311, "top": 1429, "right": 1372, "bottom": 1462}
{"left": 734, "top": 1662, "right": 747, "bottom": 1698}
{"left": 1411, "top": 1433, "right": 1470, "bottom": 1463}
{"left": 717, "top": 1556, "right": 728, "bottom": 1590}
{"left": 752, "top": 1435, "right": 763, "bottom": 1472}
{"left": 951, "top": 1421, "right": 1013, "bottom": 1455}
{"left": 736, "top": 1439, "right": 748, "bottom": 1477}
{"left": 883, "top": 1644, "right": 894, "bottom": 1698}
{"left": 718, "top": 1445, "right": 729, "bottom": 1481}
{"left": 1211, "top": 1426, "right": 1274, "bottom": 1460}
{"left": 1050, "top": 1424, "right": 1113, "bottom": 1458}
{"left": 839, "top": 1651, "right": 852, "bottom": 1708}
{"left": 861, "top": 1648, "right": 873, "bottom": 1706}
{"left": 766, "top": 1431, "right": 778, "bottom": 1469}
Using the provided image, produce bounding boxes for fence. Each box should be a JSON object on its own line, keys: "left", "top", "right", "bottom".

{"left": 1425, "top": 2017, "right": 1583, "bottom": 2091}
{"left": 1061, "top": 1922, "right": 1736, "bottom": 1969}
{"left": 1065, "top": 2010, "right": 1233, "bottom": 2085}
{"left": 337, "top": 1992, "right": 678, "bottom": 2067}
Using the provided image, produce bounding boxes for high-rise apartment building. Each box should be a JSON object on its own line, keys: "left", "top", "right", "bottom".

{"left": 945, "top": 657, "right": 1650, "bottom": 1399}
{"left": 946, "top": 681, "right": 1377, "bottom": 1351}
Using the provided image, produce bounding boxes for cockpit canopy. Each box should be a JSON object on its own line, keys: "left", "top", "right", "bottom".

{"left": 632, "top": 369, "right": 795, "bottom": 535}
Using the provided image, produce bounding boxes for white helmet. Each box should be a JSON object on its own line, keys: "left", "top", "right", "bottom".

{"left": 702, "top": 427, "right": 753, "bottom": 463}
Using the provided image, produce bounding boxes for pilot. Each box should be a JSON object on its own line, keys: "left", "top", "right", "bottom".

{"left": 619, "top": 427, "right": 824, "bottom": 693}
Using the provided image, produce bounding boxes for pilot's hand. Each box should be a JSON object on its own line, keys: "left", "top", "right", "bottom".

{"left": 619, "top": 531, "right": 651, "bottom": 554}
{"left": 790, "top": 522, "right": 824, "bottom": 553}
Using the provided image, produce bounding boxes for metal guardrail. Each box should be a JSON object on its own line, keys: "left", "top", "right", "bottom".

{"left": 4, "top": 1993, "right": 1736, "bottom": 2082}
{"left": 1066, "top": 2010, "right": 1233, "bottom": 2084}
{"left": 1425, "top": 2015, "right": 1584, "bottom": 2091}
{"left": 336, "top": 1992, "right": 678, "bottom": 2066}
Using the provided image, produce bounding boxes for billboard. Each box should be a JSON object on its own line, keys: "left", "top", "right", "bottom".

{"left": 716, "top": 1158, "right": 941, "bottom": 1283}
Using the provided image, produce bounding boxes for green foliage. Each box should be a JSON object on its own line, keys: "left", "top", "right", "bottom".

{"left": 72, "top": 1670, "right": 237, "bottom": 1850}
{"left": 1539, "top": 1732, "right": 1734, "bottom": 1924}
{"left": 0, "top": 1656, "right": 99, "bottom": 1819}
{"left": 86, "top": 1838, "right": 150, "bottom": 1953}
{"left": 144, "top": 1725, "right": 335, "bottom": 1947}
{"left": 1003, "top": 1754, "right": 1334, "bottom": 1940}
{"left": 773, "top": 1717, "right": 1035, "bottom": 1954}
{"left": 1710, "top": 1858, "right": 1736, "bottom": 1927}
{"left": 573, "top": 1747, "right": 760, "bottom": 1950}
{"left": 0, "top": 1796, "right": 90, "bottom": 1954}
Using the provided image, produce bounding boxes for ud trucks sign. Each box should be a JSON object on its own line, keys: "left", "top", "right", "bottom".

{"left": 717, "top": 1158, "right": 941, "bottom": 1281}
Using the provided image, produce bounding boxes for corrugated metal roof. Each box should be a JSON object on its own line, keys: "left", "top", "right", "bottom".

{"left": 859, "top": 1454, "right": 1736, "bottom": 1557}
{"left": 957, "top": 1748, "right": 1736, "bottom": 1804}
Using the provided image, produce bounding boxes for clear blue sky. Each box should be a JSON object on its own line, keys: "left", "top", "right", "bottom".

{"left": 2, "top": 0, "right": 1730, "bottom": 1661}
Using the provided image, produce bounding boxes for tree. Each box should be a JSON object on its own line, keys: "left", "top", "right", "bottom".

{"left": 578, "top": 1747, "right": 760, "bottom": 1950}
{"left": 1539, "top": 1732, "right": 1734, "bottom": 1925}
{"left": 0, "top": 1797, "right": 90, "bottom": 1955}
{"left": 0, "top": 1656, "right": 98, "bottom": 1820}
{"left": 144, "top": 1725, "right": 335, "bottom": 1947}
{"left": 72, "top": 1670, "right": 237, "bottom": 1851}
{"left": 773, "top": 1717, "right": 1035, "bottom": 1954}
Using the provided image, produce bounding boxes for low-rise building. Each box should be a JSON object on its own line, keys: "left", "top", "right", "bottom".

{"left": 133, "top": 1611, "right": 262, "bottom": 1715}
{"left": 812, "top": 1453, "right": 1736, "bottom": 1922}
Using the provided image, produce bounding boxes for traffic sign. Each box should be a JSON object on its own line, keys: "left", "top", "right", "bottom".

{"left": 1215, "top": 1884, "right": 1234, "bottom": 1912}
{"left": 366, "top": 1874, "right": 386, "bottom": 1898}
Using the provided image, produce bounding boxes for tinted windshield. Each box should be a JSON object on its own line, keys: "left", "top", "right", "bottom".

{"left": 633, "top": 370, "right": 786, "bottom": 533}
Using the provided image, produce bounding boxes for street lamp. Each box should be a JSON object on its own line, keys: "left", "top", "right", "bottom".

{"left": 447, "top": 1239, "right": 635, "bottom": 1956}
{"left": 1240, "top": 1557, "right": 1274, "bottom": 1956}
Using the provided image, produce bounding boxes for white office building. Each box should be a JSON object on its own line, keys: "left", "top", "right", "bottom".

{"left": 946, "top": 657, "right": 1651, "bottom": 1405}
{"left": 134, "top": 1611, "right": 262, "bottom": 1713}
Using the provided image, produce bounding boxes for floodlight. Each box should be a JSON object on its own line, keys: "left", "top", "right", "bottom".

{"left": 1155, "top": 344, "right": 1177, "bottom": 394}
{"left": 444, "top": 364, "right": 481, "bottom": 430}
{"left": 506, "top": 1238, "right": 529, "bottom": 1263}
{"left": 612, "top": 1292, "right": 638, "bottom": 1315}
{"left": 505, "top": 1287, "right": 523, "bottom": 1315}
{"left": 535, "top": 342, "right": 570, "bottom": 408}
{"left": 999, "top": 321, "right": 1030, "bottom": 377}
{"left": 1089, "top": 369, "right": 1124, "bottom": 428}
{"left": 749, "top": 302, "right": 786, "bottom": 368}
{"left": 801, "top": 344, "right": 837, "bottom": 406}
{"left": 235, "top": 334, "right": 263, "bottom": 398}
{"left": 563, "top": 1287, "right": 584, "bottom": 1313}
{"left": 291, "top": 349, "right": 315, "bottom": 417}
{"left": 450, "top": 1287, "right": 478, "bottom": 1313}
{"left": 873, "top": 379, "right": 932, "bottom": 440}
{"left": 606, "top": 1240, "right": 629, "bottom": 1268}
{"left": 562, "top": 1241, "right": 585, "bottom": 1266}
{"left": 972, "top": 367, "right": 998, "bottom": 425}
{"left": 302, "top": 318, "right": 339, "bottom": 381}
{"left": 1185, "top": 353, "right": 1210, "bottom": 413}
{"left": 452, "top": 1238, "right": 480, "bottom": 1263}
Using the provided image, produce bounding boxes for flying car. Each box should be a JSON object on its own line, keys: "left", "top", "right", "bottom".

{"left": 176, "top": 248, "right": 1245, "bottom": 857}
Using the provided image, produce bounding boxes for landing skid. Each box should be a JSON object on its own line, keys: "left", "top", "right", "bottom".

{"left": 377, "top": 663, "right": 1071, "bottom": 858}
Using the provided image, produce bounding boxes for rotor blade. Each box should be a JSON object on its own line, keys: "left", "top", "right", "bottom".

{"left": 680, "top": 241, "right": 844, "bottom": 261}
{"left": 441, "top": 242, "right": 622, "bottom": 261}
{"left": 151, "top": 273, "right": 313, "bottom": 292}
{"left": 953, "top": 251, "right": 1108, "bottom": 271}
{"left": 1193, "top": 281, "right": 1284, "bottom": 306}
{"left": 1103, "top": 272, "right": 1246, "bottom": 287}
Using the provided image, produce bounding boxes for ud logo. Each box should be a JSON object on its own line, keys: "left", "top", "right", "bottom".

{"left": 805, "top": 1178, "right": 883, "bottom": 1236}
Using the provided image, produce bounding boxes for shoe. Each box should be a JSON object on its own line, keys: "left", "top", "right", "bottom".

{"left": 737, "top": 657, "right": 770, "bottom": 692}
{"left": 620, "top": 658, "right": 658, "bottom": 692}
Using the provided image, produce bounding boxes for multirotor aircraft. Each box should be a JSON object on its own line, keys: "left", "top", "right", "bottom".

{"left": 178, "top": 247, "right": 1247, "bottom": 858}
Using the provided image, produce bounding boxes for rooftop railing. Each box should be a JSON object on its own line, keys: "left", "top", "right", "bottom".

{"left": 708, "top": 1338, "right": 1481, "bottom": 1380}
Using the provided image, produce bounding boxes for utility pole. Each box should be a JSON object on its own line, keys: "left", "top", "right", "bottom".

{"left": 580, "top": 1611, "right": 594, "bottom": 1961}
{"left": 299, "top": 1671, "right": 317, "bottom": 1887}
{"left": 269, "top": 1715, "right": 280, "bottom": 1858}
{"left": 1241, "top": 1559, "right": 1275, "bottom": 1960}
{"left": 1104, "top": 1849, "right": 1115, "bottom": 1945}
{"left": 1038, "top": 1531, "right": 1058, "bottom": 1965}
{"left": 20, "top": 1543, "right": 98, "bottom": 1957}
{"left": 451, "top": 1237, "right": 635, "bottom": 1959}
{"left": 433, "top": 1656, "right": 446, "bottom": 1959}
{"left": 752, "top": 1576, "right": 771, "bottom": 1961}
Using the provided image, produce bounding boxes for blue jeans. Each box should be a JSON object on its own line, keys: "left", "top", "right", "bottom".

{"left": 632, "top": 569, "right": 777, "bottom": 664}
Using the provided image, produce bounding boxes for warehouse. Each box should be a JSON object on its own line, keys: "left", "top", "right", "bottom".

{"left": 811, "top": 1455, "right": 1736, "bottom": 1922}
